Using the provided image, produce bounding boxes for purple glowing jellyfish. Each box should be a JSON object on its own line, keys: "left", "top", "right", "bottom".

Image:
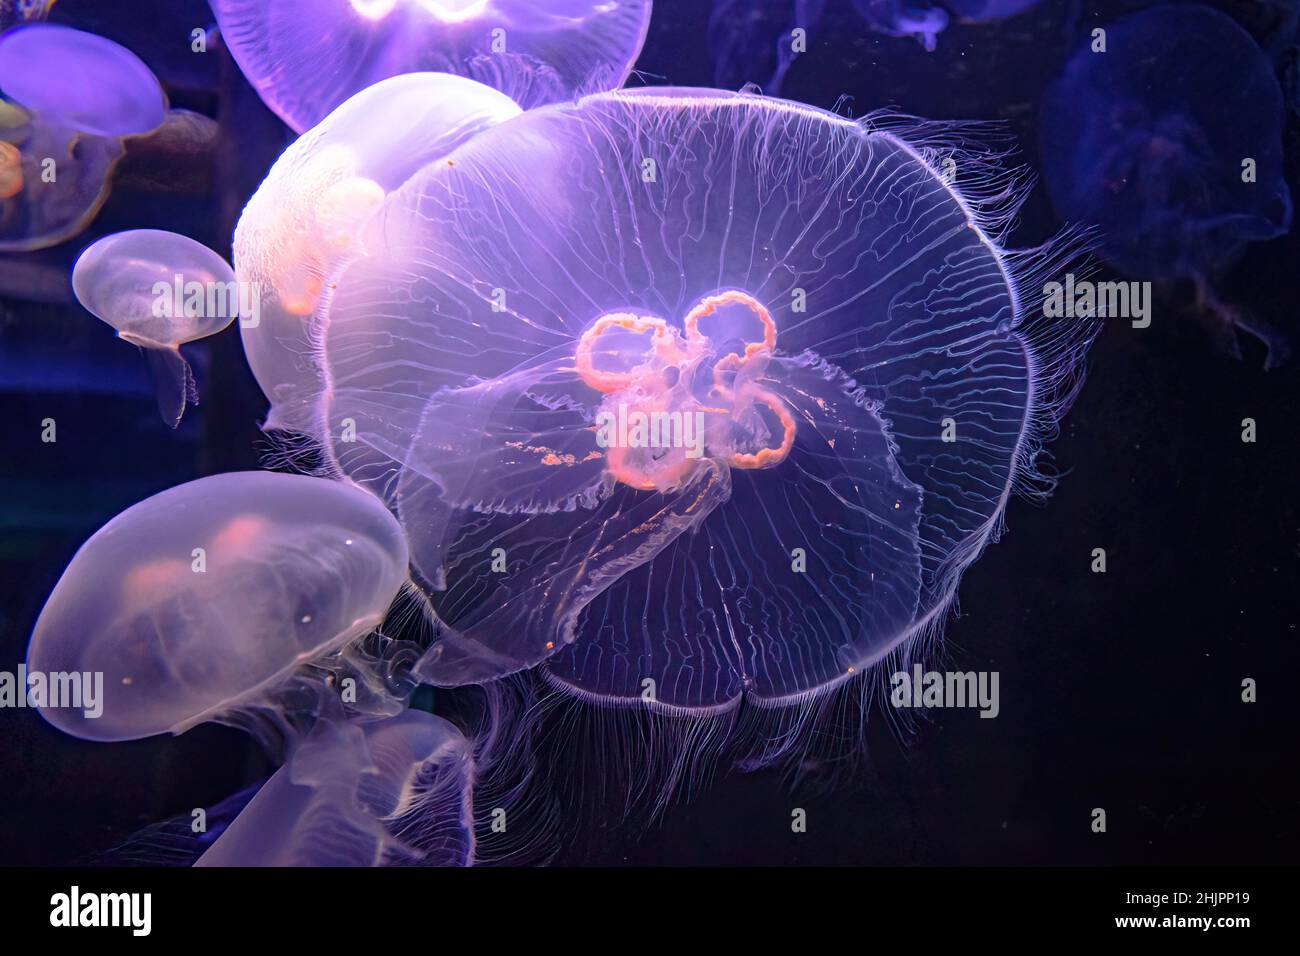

{"left": 209, "top": 0, "right": 652, "bottom": 133}
{"left": 0, "top": 24, "right": 167, "bottom": 251}
{"left": 73, "top": 229, "right": 239, "bottom": 427}
{"left": 0, "top": 23, "right": 166, "bottom": 137}
{"left": 268, "top": 88, "right": 1094, "bottom": 716}
{"left": 1040, "top": 5, "right": 1293, "bottom": 366}
{"left": 197, "top": 711, "right": 475, "bottom": 867}
{"left": 26, "top": 471, "right": 410, "bottom": 743}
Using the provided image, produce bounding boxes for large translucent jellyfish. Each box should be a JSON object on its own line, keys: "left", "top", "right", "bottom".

{"left": 1040, "top": 5, "right": 1293, "bottom": 366}
{"left": 26, "top": 471, "right": 410, "bottom": 742}
{"left": 290, "top": 88, "right": 1093, "bottom": 719}
{"left": 72, "top": 229, "right": 240, "bottom": 427}
{"left": 196, "top": 711, "right": 475, "bottom": 867}
{"left": 236, "top": 72, "right": 522, "bottom": 435}
{"left": 209, "top": 0, "right": 652, "bottom": 133}
{"left": 0, "top": 23, "right": 166, "bottom": 137}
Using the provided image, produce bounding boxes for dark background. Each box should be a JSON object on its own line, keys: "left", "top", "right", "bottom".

{"left": 0, "top": 0, "right": 1295, "bottom": 865}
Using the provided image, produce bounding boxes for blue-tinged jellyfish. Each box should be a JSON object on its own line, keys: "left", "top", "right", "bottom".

{"left": 26, "top": 471, "right": 410, "bottom": 744}
{"left": 1040, "top": 4, "right": 1294, "bottom": 366}
{"left": 0, "top": 23, "right": 167, "bottom": 250}
{"left": 708, "top": 0, "right": 1047, "bottom": 87}
{"left": 197, "top": 711, "right": 475, "bottom": 867}
{"left": 262, "top": 88, "right": 1094, "bottom": 726}
{"left": 73, "top": 229, "right": 239, "bottom": 427}
{"left": 208, "top": 0, "right": 652, "bottom": 133}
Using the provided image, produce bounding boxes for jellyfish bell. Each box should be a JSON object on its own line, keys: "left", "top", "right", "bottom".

{"left": 26, "top": 471, "right": 411, "bottom": 744}
{"left": 0, "top": 23, "right": 166, "bottom": 138}
{"left": 72, "top": 229, "right": 240, "bottom": 427}
{"left": 306, "top": 87, "right": 1095, "bottom": 730}
{"left": 235, "top": 71, "right": 522, "bottom": 435}
{"left": 195, "top": 710, "right": 475, "bottom": 867}
{"left": 209, "top": 0, "right": 652, "bottom": 132}
{"left": 1040, "top": 4, "right": 1293, "bottom": 365}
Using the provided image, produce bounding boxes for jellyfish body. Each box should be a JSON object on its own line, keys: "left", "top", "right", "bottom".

{"left": 236, "top": 72, "right": 522, "bottom": 435}
{"left": 289, "top": 88, "right": 1092, "bottom": 714}
{"left": 0, "top": 25, "right": 166, "bottom": 250}
{"left": 0, "top": 112, "right": 123, "bottom": 251}
{"left": 196, "top": 711, "right": 475, "bottom": 867}
{"left": 72, "top": 229, "right": 239, "bottom": 427}
{"left": 1040, "top": 5, "right": 1293, "bottom": 363}
{"left": 26, "top": 471, "right": 410, "bottom": 742}
{"left": 0, "top": 24, "right": 166, "bottom": 137}
{"left": 209, "top": 0, "right": 652, "bottom": 133}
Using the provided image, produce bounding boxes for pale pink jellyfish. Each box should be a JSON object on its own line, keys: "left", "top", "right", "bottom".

{"left": 26, "top": 471, "right": 410, "bottom": 743}
{"left": 209, "top": 0, "right": 651, "bottom": 132}
{"left": 234, "top": 72, "right": 521, "bottom": 434}
{"left": 73, "top": 229, "right": 239, "bottom": 427}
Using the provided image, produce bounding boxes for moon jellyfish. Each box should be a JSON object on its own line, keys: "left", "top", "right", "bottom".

{"left": 0, "top": 24, "right": 166, "bottom": 137}
{"left": 236, "top": 72, "right": 522, "bottom": 435}
{"left": 197, "top": 711, "right": 475, "bottom": 867}
{"left": 72, "top": 229, "right": 240, "bottom": 427}
{"left": 209, "top": 0, "right": 652, "bottom": 133}
{"left": 0, "top": 25, "right": 166, "bottom": 250}
{"left": 26, "top": 471, "right": 410, "bottom": 743}
{"left": 1040, "top": 5, "right": 1293, "bottom": 365}
{"left": 301, "top": 88, "right": 1093, "bottom": 719}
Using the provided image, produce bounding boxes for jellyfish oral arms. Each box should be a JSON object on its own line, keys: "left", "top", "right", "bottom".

{"left": 209, "top": 0, "right": 652, "bottom": 132}
{"left": 26, "top": 471, "right": 410, "bottom": 742}
{"left": 1040, "top": 4, "right": 1293, "bottom": 365}
{"left": 72, "top": 230, "right": 241, "bottom": 427}
{"left": 305, "top": 88, "right": 1094, "bottom": 712}
{"left": 196, "top": 711, "right": 475, "bottom": 867}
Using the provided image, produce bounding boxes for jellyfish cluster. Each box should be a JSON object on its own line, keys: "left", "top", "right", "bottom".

{"left": 10, "top": 0, "right": 1294, "bottom": 866}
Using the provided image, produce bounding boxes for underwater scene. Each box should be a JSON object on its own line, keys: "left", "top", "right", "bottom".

{"left": 0, "top": 0, "right": 1295, "bottom": 894}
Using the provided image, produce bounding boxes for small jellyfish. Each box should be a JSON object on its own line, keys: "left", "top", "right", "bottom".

{"left": 851, "top": 0, "right": 1045, "bottom": 51}
{"left": 72, "top": 229, "right": 239, "bottom": 427}
{"left": 196, "top": 711, "right": 475, "bottom": 867}
{"left": 0, "top": 24, "right": 166, "bottom": 137}
{"left": 26, "top": 471, "right": 410, "bottom": 743}
{"left": 208, "top": 0, "right": 652, "bottom": 133}
{"left": 235, "top": 72, "right": 522, "bottom": 435}
{"left": 708, "top": 0, "right": 826, "bottom": 97}
{"left": 296, "top": 88, "right": 1094, "bottom": 725}
{"left": 1040, "top": 5, "right": 1294, "bottom": 365}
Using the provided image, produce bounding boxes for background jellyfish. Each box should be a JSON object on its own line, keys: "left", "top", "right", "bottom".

{"left": 303, "top": 89, "right": 1093, "bottom": 726}
{"left": 0, "top": 24, "right": 167, "bottom": 250}
{"left": 73, "top": 229, "right": 239, "bottom": 427}
{"left": 235, "top": 72, "right": 522, "bottom": 437}
{"left": 196, "top": 711, "right": 475, "bottom": 867}
{"left": 1039, "top": 4, "right": 1293, "bottom": 366}
{"left": 26, "top": 470, "right": 410, "bottom": 744}
{"left": 0, "top": 23, "right": 166, "bottom": 137}
{"left": 208, "top": 0, "right": 653, "bottom": 133}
